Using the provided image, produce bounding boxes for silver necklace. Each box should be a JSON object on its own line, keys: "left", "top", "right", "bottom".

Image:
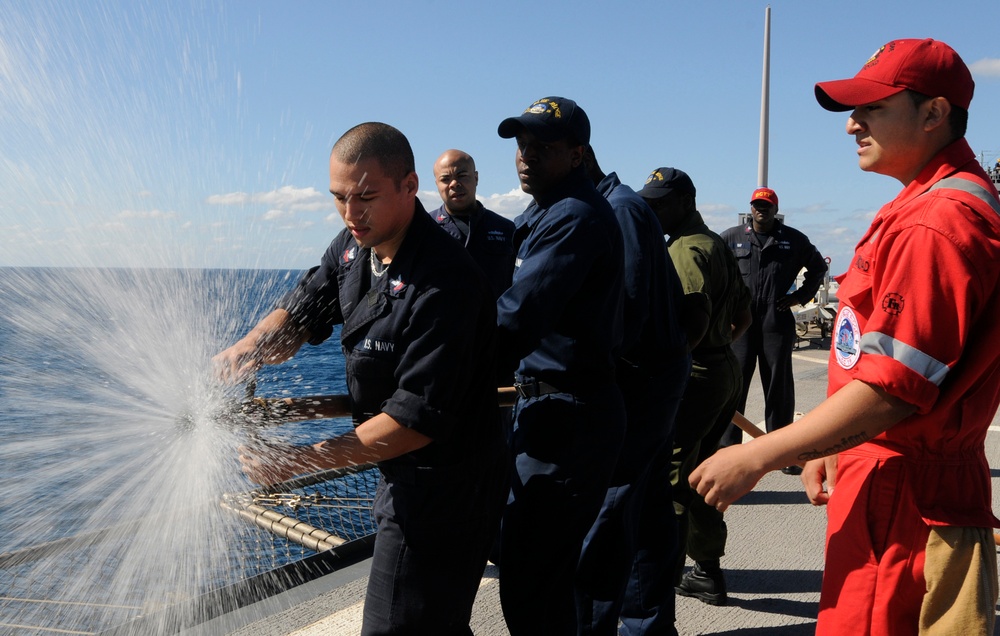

{"left": 370, "top": 249, "right": 388, "bottom": 278}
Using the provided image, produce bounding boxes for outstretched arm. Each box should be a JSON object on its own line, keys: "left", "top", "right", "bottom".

{"left": 213, "top": 309, "right": 310, "bottom": 383}
{"left": 239, "top": 412, "right": 432, "bottom": 484}
{"left": 689, "top": 379, "right": 914, "bottom": 511}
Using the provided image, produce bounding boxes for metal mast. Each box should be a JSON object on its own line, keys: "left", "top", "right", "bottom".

{"left": 757, "top": 5, "right": 771, "bottom": 188}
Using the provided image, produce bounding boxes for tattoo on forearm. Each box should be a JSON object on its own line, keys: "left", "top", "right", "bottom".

{"left": 797, "top": 431, "right": 870, "bottom": 461}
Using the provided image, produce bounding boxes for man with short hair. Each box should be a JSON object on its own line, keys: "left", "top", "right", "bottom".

{"left": 216, "top": 122, "right": 508, "bottom": 636}
{"left": 692, "top": 39, "right": 1000, "bottom": 634}
{"left": 719, "top": 187, "right": 827, "bottom": 471}
{"left": 636, "top": 167, "right": 751, "bottom": 613}
{"left": 431, "top": 149, "right": 515, "bottom": 301}
{"left": 495, "top": 96, "right": 627, "bottom": 636}
{"left": 577, "top": 149, "right": 690, "bottom": 634}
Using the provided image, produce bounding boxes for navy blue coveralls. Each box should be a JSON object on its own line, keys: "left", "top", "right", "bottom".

{"left": 430, "top": 201, "right": 515, "bottom": 301}
{"left": 496, "top": 167, "right": 627, "bottom": 636}
{"left": 719, "top": 220, "right": 827, "bottom": 440}
{"left": 431, "top": 200, "right": 515, "bottom": 558}
{"left": 279, "top": 202, "right": 508, "bottom": 636}
{"left": 576, "top": 173, "right": 690, "bottom": 635}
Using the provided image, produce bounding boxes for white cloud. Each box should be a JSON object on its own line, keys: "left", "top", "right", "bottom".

{"left": 799, "top": 203, "right": 833, "bottom": 215}
{"left": 207, "top": 185, "right": 332, "bottom": 224}
{"left": 262, "top": 208, "right": 292, "bottom": 220}
{"left": 419, "top": 187, "right": 531, "bottom": 220}
{"left": 206, "top": 185, "right": 329, "bottom": 212}
{"left": 417, "top": 191, "right": 441, "bottom": 213}
{"left": 206, "top": 192, "right": 251, "bottom": 205}
{"left": 823, "top": 226, "right": 855, "bottom": 237}
{"left": 480, "top": 188, "right": 532, "bottom": 220}
{"left": 701, "top": 203, "right": 742, "bottom": 233}
{"left": 969, "top": 58, "right": 1000, "bottom": 78}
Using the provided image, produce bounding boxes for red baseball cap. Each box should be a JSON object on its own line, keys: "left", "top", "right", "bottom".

{"left": 750, "top": 187, "right": 778, "bottom": 206}
{"left": 815, "top": 39, "right": 974, "bottom": 112}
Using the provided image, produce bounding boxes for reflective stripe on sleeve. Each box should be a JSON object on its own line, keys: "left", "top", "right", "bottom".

{"left": 928, "top": 178, "right": 1000, "bottom": 218}
{"left": 860, "top": 331, "right": 951, "bottom": 386}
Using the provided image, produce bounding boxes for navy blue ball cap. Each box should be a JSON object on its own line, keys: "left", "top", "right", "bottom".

{"left": 636, "top": 167, "right": 696, "bottom": 199}
{"left": 497, "top": 96, "right": 591, "bottom": 145}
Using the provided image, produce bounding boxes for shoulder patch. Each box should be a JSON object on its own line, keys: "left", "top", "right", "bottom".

{"left": 834, "top": 306, "right": 861, "bottom": 370}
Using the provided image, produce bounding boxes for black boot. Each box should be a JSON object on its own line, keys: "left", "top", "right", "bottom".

{"left": 675, "top": 559, "right": 727, "bottom": 606}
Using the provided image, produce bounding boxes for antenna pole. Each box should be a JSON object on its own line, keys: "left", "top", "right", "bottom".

{"left": 757, "top": 5, "right": 771, "bottom": 188}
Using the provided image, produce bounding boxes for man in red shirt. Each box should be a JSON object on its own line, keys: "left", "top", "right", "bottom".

{"left": 690, "top": 38, "right": 1000, "bottom": 634}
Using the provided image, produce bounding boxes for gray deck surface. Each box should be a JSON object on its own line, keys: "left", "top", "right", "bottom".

{"left": 190, "top": 331, "right": 1000, "bottom": 635}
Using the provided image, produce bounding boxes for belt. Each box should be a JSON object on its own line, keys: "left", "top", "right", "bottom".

{"left": 513, "top": 380, "right": 562, "bottom": 399}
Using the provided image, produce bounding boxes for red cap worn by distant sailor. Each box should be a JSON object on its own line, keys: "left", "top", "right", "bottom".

{"left": 814, "top": 38, "right": 974, "bottom": 112}
{"left": 750, "top": 187, "right": 778, "bottom": 206}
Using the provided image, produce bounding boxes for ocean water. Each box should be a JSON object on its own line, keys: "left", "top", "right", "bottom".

{"left": 0, "top": 267, "right": 368, "bottom": 634}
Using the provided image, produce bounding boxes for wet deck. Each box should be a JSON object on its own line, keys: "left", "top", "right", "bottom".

{"left": 189, "top": 331, "right": 1000, "bottom": 635}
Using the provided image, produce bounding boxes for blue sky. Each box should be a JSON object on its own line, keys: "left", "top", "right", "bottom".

{"left": 2, "top": 0, "right": 999, "bottom": 274}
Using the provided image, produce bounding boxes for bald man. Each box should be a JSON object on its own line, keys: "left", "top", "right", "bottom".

{"left": 221, "top": 123, "right": 507, "bottom": 635}
{"left": 431, "top": 149, "right": 515, "bottom": 300}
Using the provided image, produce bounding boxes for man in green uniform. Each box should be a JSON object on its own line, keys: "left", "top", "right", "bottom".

{"left": 638, "top": 167, "right": 751, "bottom": 607}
